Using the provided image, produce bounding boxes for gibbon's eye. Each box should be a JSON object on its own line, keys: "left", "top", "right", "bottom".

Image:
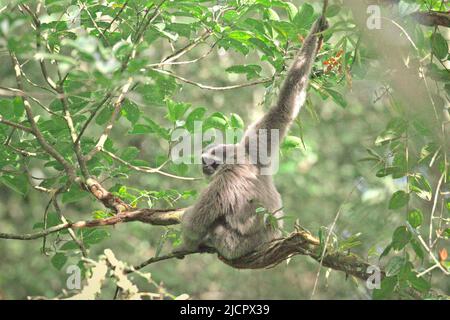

{"left": 211, "top": 162, "right": 219, "bottom": 169}
{"left": 201, "top": 156, "right": 219, "bottom": 176}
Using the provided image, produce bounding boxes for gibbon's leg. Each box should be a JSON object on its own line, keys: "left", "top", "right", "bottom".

{"left": 210, "top": 224, "right": 277, "bottom": 260}
{"left": 173, "top": 207, "right": 208, "bottom": 253}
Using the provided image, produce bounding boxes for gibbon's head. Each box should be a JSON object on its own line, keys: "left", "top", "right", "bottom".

{"left": 201, "top": 143, "right": 238, "bottom": 176}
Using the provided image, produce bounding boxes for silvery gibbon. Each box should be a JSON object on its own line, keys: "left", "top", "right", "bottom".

{"left": 173, "top": 16, "right": 328, "bottom": 260}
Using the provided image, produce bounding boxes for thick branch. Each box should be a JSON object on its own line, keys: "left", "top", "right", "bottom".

{"left": 363, "top": 1, "right": 450, "bottom": 27}
{"left": 0, "top": 207, "right": 374, "bottom": 281}
{"left": 84, "top": 178, "right": 134, "bottom": 213}
{"left": 0, "top": 208, "right": 184, "bottom": 240}
{"left": 410, "top": 11, "right": 450, "bottom": 28}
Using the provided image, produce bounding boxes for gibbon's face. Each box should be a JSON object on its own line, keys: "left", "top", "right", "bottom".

{"left": 201, "top": 144, "right": 236, "bottom": 176}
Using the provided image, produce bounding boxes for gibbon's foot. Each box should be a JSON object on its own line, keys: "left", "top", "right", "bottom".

{"left": 172, "top": 243, "right": 216, "bottom": 259}
{"left": 316, "top": 16, "right": 329, "bottom": 52}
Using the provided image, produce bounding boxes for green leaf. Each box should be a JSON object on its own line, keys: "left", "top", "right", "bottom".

{"left": 385, "top": 256, "right": 406, "bottom": 277}
{"left": 380, "top": 243, "right": 392, "bottom": 260}
{"left": 0, "top": 99, "right": 15, "bottom": 119}
{"left": 121, "top": 101, "right": 140, "bottom": 125}
{"left": 230, "top": 113, "right": 244, "bottom": 129}
{"left": 375, "top": 118, "right": 407, "bottom": 146}
{"left": 407, "top": 209, "right": 423, "bottom": 228}
{"left": 121, "top": 146, "right": 140, "bottom": 161}
{"left": 410, "top": 239, "right": 424, "bottom": 261}
{"left": 249, "top": 38, "right": 274, "bottom": 57}
{"left": 205, "top": 113, "right": 228, "bottom": 130}
{"left": 372, "top": 276, "right": 397, "bottom": 300}
{"left": 264, "top": 8, "right": 279, "bottom": 21}
{"left": 430, "top": 33, "right": 448, "bottom": 60}
{"left": 409, "top": 174, "right": 432, "bottom": 201}
{"left": 62, "top": 185, "right": 89, "bottom": 204}
{"left": 185, "top": 107, "right": 207, "bottom": 132}
{"left": 0, "top": 175, "right": 28, "bottom": 196}
{"left": 46, "top": 212, "right": 62, "bottom": 228}
{"left": 128, "top": 124, "right": 152, "bottom": 134}
{"left": 51, "top": 253, "right": 68, "bottom": 270}
{"left": 225, "top": 64, "right": 262, "bottom": 80}
{"left": 443, "top": 228, "right": 450, "bottom": 239}
{"left": 83, "top": 229, "right": 109, "bottom": 245}
{"left": 96, "top": 106, "right": 113, "bottom": 125}
{"left": 391, "top": 226, "right": 411, "bottom": 251}
{"left": 281, "top": 135, "right": 303, "bottom": 150}
{"left": 151, "top": 22, "right": 179, "bottom": 41}
{"left": 285, "top": 2, "right": 298, "bottom": 21}
{"left": 129, "top": 118, "right": 169, "bottom": 139}
{"left": 32, "top": 222, "right": 44, "bottom": 230}
{"left": 324, "top": 88, "right": 347, "bottom": 108}
{"left": 166, "top": 100, "right": 190, "bottom": 122}
{"left": 326, "top": 4, "right": 341, "bottom": 18}
{"left": 227, "top": 30, "right": 252, "bottom": 42}
{"left": 376, "top": 166, "right": 397, "bottom": 178}
{"left": 60, "top": 241, "right": 81, "bottom": 251}
{"left": 388, "top": 191, "right": 409, "bottom": 210}
{"left": 407, "top": 272, "right": 431, "bottom": 293}
{"left": 293, "top": 3, "right": 315, "bottom": 29}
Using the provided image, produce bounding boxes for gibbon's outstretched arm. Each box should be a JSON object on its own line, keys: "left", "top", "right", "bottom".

{"left": 246, "top": 17, "right": 327, "bottom": 143}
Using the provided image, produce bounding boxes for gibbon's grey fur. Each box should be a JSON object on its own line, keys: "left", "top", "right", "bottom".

{"left": 174, "top": 17, "right": 328, "bottom": 260}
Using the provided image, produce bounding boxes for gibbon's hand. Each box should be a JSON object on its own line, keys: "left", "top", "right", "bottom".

{"left": 314, "top": 16, "right": 328, "bottom": 52}
{"left": 318, "top": 15, "right": 329, "bottom": 33}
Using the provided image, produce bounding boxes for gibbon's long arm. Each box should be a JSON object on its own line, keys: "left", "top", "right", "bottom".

{"left": 249, "top": 17, "right": 327, "bottom": 142}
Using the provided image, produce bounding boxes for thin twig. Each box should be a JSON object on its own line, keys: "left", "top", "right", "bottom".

{"left": 104, "top": 0, "right": 130, "bottom": 33}
{"left": 0, "top": 115, "right": 33, "bottom": 133}
{"left": 84, "top": 77, "right": 133, "bottom": 161}
{"left": 429, "top": 172, "right": 444, "bottom": 248}
{"left": 101, "top": 148, "right": 199, "bottom": 181}
{"left": 311, "top": 178, "right": 363, "bottom": 298}
{"left": 151, "top": 68, "right": 273, "bottom": 91}
{"left": 159, "top": 30, "right": 213, "bottom": 66}
{"left": 53, "top": 195, "right": 88, "bottom": 257}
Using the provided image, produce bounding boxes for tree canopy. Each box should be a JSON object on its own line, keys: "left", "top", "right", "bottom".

{"left": 0, "top": 0, "right": 449, "bottom": 300}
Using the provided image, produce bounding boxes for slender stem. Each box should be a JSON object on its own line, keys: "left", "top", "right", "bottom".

{"left": 9, "top": 52, "right": 77, "bottom": 181}
{"left": 151, "top": 68, "right": 273, "bottom": 91}
{"left": 101, "top": 148, "right": 199, "bottom": 181}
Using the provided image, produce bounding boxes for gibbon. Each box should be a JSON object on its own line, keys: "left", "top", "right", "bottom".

{"left": 174, "top": 16, "right": 328, "bottom": 260}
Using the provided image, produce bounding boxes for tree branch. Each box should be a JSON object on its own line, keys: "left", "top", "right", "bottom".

{"left": 9, "top": 52, "right": 77, "bottom": 181}
{"left": 100, "top": 148, "right": 199, "bottom": 181}
{"left": 85, "top": 1, "right": 166, "bottom": 162}
{"left": 363, "top": 1, "right": 450, "bottom": 27}
{"left": 160, "top": 30, "right": 213, "bottom": 65}
{"left": 0, "top": 115, "right": 33, "bottom": 133}
{"left": 0, "top": 207, "right": 374, "bottom": 281}
{"left": 151, "top": 68, "right": 273, "bottom": 91}
{"left": 410, "top": 11, "right": 450, "bottom": 28}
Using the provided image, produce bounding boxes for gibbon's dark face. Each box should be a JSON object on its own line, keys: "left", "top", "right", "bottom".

{"left": 201, "top": 144, "right": 235, "bottom": 176}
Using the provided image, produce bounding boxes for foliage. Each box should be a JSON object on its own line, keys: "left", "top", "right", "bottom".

{"left": 0, "top": 0, "right": 448, "bottom": 299}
